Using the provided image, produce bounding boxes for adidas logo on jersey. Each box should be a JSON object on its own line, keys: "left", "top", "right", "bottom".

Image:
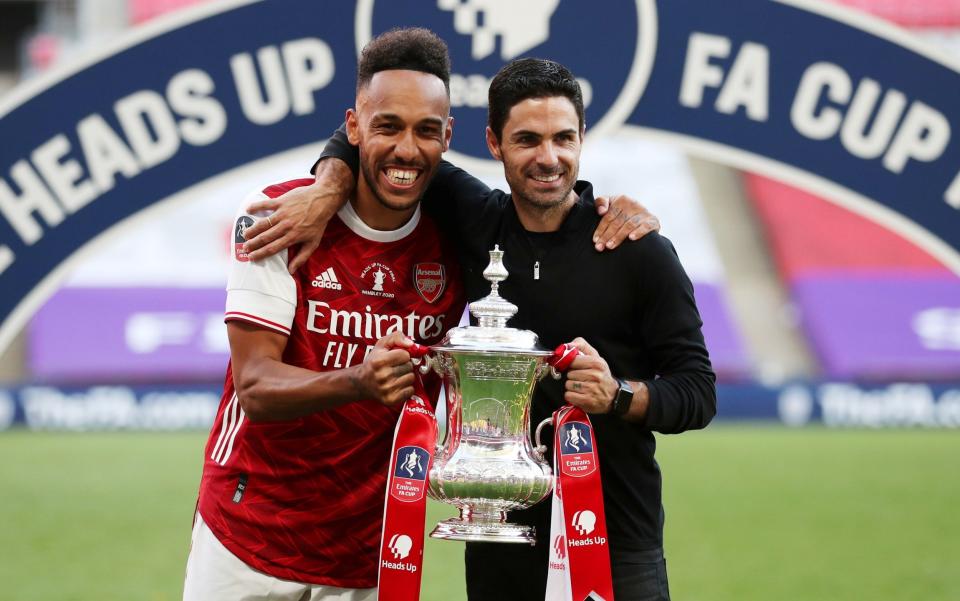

{"left": 312, "top": 267, "right": 342, "bottom": 290}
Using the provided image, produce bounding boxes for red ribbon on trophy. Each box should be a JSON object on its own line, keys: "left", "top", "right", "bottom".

{"left": 378, "top": 343, "right": 436, "bottom": 601}
{"left": 545, "top": 345, "right": 615, "bottom": 601}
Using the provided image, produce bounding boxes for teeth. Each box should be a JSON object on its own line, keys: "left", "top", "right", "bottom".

{"left": 531, "top": 173, "right": 560, "bottom": 182}
{"left": 386, "top": 168, "right": 419, "bottom": 185}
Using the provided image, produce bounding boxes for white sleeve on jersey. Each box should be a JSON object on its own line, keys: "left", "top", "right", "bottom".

{"left": 224, "top": 188, "right": 296, "bottom": 336}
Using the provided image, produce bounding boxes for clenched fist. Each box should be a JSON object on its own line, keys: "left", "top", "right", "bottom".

{"left": 355, "top": 332, "right": 416, "bottom": 406}
{"left": 563, "top": 337, "right": 619, "bottom": 413}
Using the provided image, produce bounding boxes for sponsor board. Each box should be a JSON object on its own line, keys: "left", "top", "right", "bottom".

{"left": 719, "top": 381, "right": 960, "bottom": 428}
{"left": 0, "top": 384, "right": 221, "bottom": 431}
{"left": 0, "top": 380, "right": 957, "bottom": 431}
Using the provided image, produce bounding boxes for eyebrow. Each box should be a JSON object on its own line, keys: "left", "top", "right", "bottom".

{"left": 372, "top": 113, "right": 445, "bottom": 127}
{"left": 510, "top": 128, "right": 579, "bottom": 138}
{"left": 371, "top": 113, "right": 402, "bottom": 123}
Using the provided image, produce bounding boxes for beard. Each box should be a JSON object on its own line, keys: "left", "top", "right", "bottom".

{"left": 504, "top": 162, "right": 578, "bottom": 213}
{"left": 513, "top": 180, "right": 577, "bottom": 210}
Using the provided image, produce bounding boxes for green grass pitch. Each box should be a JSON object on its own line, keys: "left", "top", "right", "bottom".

{"left": 0, "top": 426, "right": 957, "bottom": 600}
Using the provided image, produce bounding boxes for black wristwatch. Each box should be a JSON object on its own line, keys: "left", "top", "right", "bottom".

{"left": 609, "top": 378, "right": 634, "bottom": 417}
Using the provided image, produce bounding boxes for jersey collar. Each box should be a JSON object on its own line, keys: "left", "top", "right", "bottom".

{"left": 337, "top": 200, "right": 421, "bottom": 242}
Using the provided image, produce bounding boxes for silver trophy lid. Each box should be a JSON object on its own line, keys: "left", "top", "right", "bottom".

{"left": 434, "top": 246, "right": 551, "bottom": 354}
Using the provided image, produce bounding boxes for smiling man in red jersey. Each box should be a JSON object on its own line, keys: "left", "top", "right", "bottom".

{"left": 182, "top": 28, "right": 465, "bottom": 601}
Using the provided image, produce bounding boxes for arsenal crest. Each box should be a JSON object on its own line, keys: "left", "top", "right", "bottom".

{"left": 413, "top": 263, "right": 446, "bottom": 303}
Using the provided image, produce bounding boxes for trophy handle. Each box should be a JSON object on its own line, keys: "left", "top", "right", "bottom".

{"left": 434, "top": 417, "right": 444, "bottom": 454}
{"left": 406, "top": 342, "right": 437, "bottom": 376}
{"left": 533, "top": 416, "right": 554, "bottom": 462}
{"left": 547, "top": 343, "right": 579, "bottom": 373}
{"left": 536, "top": 343, "right": 582, "bottom": 381}
{"left": 407, "top": 342, "right": 431, "bottom": 358}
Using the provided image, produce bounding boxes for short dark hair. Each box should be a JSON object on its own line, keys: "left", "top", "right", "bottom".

{"left": 357, "top": 28, "right": 451, "bottom": 94}
{"left": 487, "top": 58, "right": 585, "bottom": 140}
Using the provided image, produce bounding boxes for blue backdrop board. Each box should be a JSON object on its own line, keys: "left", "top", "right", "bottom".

{"left": 2, "top": 0, "right": 959, "bottom": 352}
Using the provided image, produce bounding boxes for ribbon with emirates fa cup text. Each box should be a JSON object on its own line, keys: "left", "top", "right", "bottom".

{"left": 378, "top": 343, "right": 436, "bottom": 601}
{"left": 545, "top": 347, "right": 615, "bottom": 601}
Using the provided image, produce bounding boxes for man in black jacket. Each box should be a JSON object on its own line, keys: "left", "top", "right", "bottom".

{"left": 245, "top": 57, "right": 715, "bottom": 601}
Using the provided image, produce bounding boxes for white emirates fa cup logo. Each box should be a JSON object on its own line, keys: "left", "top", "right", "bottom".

{"left": 565, "top": 423, "right": 586, "bottom": 452}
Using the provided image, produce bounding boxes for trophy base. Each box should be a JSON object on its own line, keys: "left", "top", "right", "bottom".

{"left": 430, "top": 517, "right": 536, "bottom": 544}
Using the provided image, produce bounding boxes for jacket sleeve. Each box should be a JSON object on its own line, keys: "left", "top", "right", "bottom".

{"left": 313, "top": 124, "right": 357, "bottom": 176}
{"left": 634, "top": 234, "right": 717, "bottom": 434}
{"left": 311, "top": 126, "right": 494, "bottom": 230}
{"left": 420, "top": 160, "right": 495, "bottom": 230}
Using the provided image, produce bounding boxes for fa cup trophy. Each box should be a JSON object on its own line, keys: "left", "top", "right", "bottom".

{"left": 415, "top": 246, "right": 565, "bottom": 544}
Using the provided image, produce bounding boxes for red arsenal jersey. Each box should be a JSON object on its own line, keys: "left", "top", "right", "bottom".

{"left": 197, "top": 179, "right": 464, "bottom": 587}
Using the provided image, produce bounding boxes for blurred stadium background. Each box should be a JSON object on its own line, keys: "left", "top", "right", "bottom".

{"left": 0, "top": 0, "right": 957, "bottom": 599}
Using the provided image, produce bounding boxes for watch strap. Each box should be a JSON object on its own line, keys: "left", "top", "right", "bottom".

{"left": 610, "top": 378, "right": 633, "bottom": 417}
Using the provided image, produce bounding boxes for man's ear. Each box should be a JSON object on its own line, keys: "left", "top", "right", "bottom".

{"left": 485, "top": 126, "right": 502, "bottom": 161}
{"left": 443, "top": 116, "right": 454, "bottom": 152}
{"left": 346, "top": 108, "right": 361, "bottom": 145}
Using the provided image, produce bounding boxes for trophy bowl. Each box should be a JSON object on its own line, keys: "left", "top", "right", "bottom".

{"left": 416, "top": 246, "right": 561, "bottom": 544}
